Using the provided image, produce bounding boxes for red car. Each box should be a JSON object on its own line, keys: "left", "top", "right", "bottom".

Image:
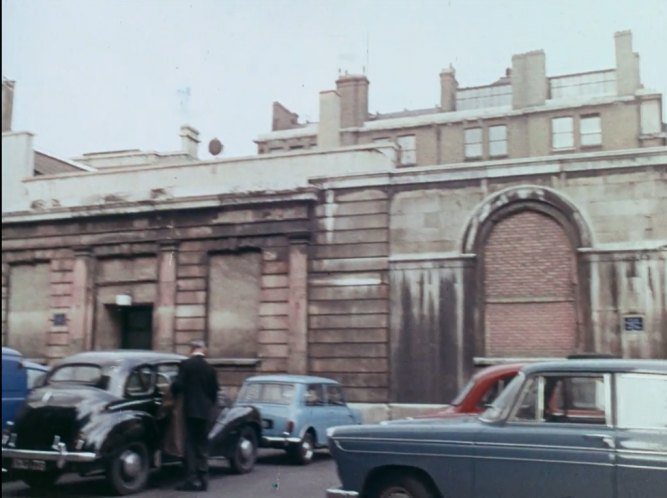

{"left": 413, "top": 363, "right": 526, "bottom": 418}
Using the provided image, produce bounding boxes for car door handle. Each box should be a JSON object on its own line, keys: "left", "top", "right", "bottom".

{"left": 584, "top": 434, "right": 614, "bottom": 448}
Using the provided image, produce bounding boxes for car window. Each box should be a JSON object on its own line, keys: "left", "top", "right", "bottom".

{"left": 26, "top": 368, "right": 46, "bottom": 390}
{"left": 480, "top": 372, "right": 525, "bottom": 422}
{"left": 478, "top": 376, "right": 516, "bottom": 409}
{"left": 616, "top": 373, "right": 667, "bottom": 430}
{"left": 125, "top": 365, "right": 156, "bottom": 397}
{"left": 237, "top": 382, "right": 295, "bottom": 405}
{"left": 49, "top": 364, "right": 103, "bottom": 386}
{"left": 325, "top": 385, "right": 346, "bottom": 406}
{"left": 513, "top": 377, "right": 539, "bottom": 421}
{"left": 305, "top": 384, "right": 324, "bottom": 406}
{"left": 512, "top": 374, "right": 607, "bottom": 424}
{"left": 156, "top": 363, "right": 179, "bottom": 395}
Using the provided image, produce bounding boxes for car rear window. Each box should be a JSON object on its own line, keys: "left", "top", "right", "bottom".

{"left": 48, "top": 364, "right": 103, "bottom": 386}
{"left": 237, "top": 382, "right": 295, "bottom": 405}
{"left": 616, "top": 373, "right": 667, "bottom": 430}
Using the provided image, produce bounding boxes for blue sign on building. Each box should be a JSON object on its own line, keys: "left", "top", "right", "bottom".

{"left": 623, "top": 315, "right": 644, "bottom": 332}
{"left": 52, "top": 313, "right": 67, "bottom": 326}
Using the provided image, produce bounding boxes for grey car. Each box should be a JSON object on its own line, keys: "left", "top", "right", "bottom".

{"left": 326, "top": 359, "right": 667, "bottom": 498}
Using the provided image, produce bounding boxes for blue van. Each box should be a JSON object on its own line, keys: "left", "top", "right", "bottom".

{"left": 1, "top": 347, "right": 48, "bottom": 428}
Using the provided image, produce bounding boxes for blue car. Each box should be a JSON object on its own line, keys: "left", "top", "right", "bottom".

{"left": 235, "top": 374, "right": 361, "bottom": 464}
{"left": 327, "top": 359, "right": 667, "bottom": 498}
{"left": 2, "top": 348, "right": 48, "bottom": 428}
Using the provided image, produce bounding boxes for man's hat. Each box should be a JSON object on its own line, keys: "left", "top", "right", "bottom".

{"left": 189, "top": 339, "right": 206, "bottom": 349}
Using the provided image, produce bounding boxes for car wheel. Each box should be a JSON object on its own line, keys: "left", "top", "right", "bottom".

{"left": 367, "top": 474, "right": 435, "bottom": 498}
{"left": 288, "top": 431, "right": 315, "bottom": 465}
{"left": 229, "top": 426, "right": 258, "bottom": 474}
{"left": 106, "top": 441, "right": 150, "bottom": 495}
{"left": 20, "top": 470, "right": 60, "bottom": 491}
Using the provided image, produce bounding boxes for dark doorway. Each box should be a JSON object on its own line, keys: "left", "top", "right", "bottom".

{"left": 120, "top": 306, "right": 153, "bottom": 350}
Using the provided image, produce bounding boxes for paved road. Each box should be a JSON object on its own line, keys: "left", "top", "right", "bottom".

{"left": 2, "top": 449, "right": 339, "bottom": 497}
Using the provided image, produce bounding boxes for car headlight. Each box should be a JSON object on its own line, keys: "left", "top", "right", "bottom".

{"left": 326, "top": 427, "right": 337, "bottom": 438}
{"left": 2, "top": 422, "right": 14, "bottom": 446}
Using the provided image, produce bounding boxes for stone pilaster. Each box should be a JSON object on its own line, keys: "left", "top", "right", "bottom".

{"left": 155, "top": 241, "right": 178, "bottom": 352}
{"left": 69, "top": 247, "right": 93, "bottom": 353}
{"left": 288, "top": 238, "right": 309, "bottom": 374}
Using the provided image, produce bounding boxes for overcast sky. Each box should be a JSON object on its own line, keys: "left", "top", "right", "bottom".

{"left": 2, "top": 0, "right": 666, "bottom": 160}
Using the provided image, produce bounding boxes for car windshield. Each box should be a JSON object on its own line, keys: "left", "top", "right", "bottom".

{"left": 451, "top": 377, "right": 477, "bottom": 406}
{"left": 47, "top": 364, "right": 104, "bottom": 387}
{"left": 236, "top": 382, "right": 295, "bottom": 405}
{"left": 480, "top": 371, "right": 525, "bottom": 422}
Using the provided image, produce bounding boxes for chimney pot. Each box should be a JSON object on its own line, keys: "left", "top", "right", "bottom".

{"left": 179, "top": 125, "right": 200, "bottom": 158}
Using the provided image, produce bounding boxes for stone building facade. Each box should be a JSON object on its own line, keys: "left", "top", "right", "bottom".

{"left": 2, "top": 32, "right": 666, "bottom": 403}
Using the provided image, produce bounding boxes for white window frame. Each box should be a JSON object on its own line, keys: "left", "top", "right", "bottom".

{"left": 552, "top": 116, "right": 574, "bottom": 150}
{"left": 580, "top": 115, "right": 602, "bottom": 147}
{"left": 464, "top": 127, "right": 483, "bottom": 159}
{"left": 396, "top": 135, "right": 416, "bottom": 165}
{"left": 489, "top": 125, "right": 508, "bottom": 157}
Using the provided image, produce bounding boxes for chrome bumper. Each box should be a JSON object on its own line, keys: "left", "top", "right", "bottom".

{"left": 2, "top": 446, "right": 97, "bottom": 469}
{"left": 326, "top": 488, "right": 359, "bottom": 498}
{"left": 262, "top": 435, "right": 302, "bottom": 445}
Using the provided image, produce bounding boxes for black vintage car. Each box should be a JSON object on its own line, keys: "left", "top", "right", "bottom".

{"left": 1, "top": 350, "right": 261, "bottom": 495}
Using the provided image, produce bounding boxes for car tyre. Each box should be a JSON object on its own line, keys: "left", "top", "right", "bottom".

{"left": 228, "top": 426, "right": 258, "bottom": 474}
{"left": 288, "top": 431, "right": 315, "bottom": 465}
{"left": 106, "top": 440, "right": 150, "bottom": 496}
{"left": 367, "top": 473, "right": 434, "bottom": 498}
{"left": 20, "top": 470, "right": 60, "bottom": 491}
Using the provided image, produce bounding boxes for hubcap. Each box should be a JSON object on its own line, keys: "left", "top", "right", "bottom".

{"left": 302, "top": 439, "right": 313, "bottom": 459}
{"left": 239, "top": 438, "right": 254, "bottom": 460}
{"left": 120, "top": 450, "right": 142, "bottom": 478}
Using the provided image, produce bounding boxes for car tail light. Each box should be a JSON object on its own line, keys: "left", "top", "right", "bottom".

{"left": 285, "top": 420, "right": 294, "bottom": 435}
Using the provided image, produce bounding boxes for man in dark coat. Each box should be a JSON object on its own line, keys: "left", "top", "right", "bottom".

{"left": 172, "top": 339, "right": 219, "bottom": 491}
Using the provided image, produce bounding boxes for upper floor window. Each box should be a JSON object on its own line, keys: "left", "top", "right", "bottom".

{"left": 396, "top": 135, "right": 416, "bottom": 165}
{"left": 489, "top": 125, "right": 508, "bottom": 157}
{"left": 552, "top": 117, "right": 574, "bottom": 150}
{"left": 580, "top": 115, "right": 602, "bottom": 146}
{"left": 464, "top": 128, "right": 483, "bottom": 158}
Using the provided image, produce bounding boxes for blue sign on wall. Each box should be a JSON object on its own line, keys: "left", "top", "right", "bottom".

{"left": 623, "top": 315, "right": 644, "bottom": 332}
{"left": 52, "top": 313, "right": 67, "bottom": 326}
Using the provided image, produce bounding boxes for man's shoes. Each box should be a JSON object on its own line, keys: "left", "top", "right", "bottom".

{"left": 175, "top": 480, "right": 204, "bottom": 491}
{"left": 197, "top": 474, "right": 209, "bottom": 491}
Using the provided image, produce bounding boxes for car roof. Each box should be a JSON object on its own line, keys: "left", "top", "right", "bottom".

{"left": 474, "top": 363, "right": 527, "bottom": 378}
{"left": 243, "top": 374, "right": 341, "bottom": 384}
{"left": 2, "top": 347, "right": 22, "bottom": 358}
{"left": 55, "top": 350, "right": 186, "bottom": 368}
{"left": 23, "top": 360, "right": 48, "bottom": 371}
{"left": 523, "top": 359, "right": 667, "bottom": 375}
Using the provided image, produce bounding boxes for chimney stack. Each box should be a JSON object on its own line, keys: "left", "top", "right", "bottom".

{"left": 317, "top": 90, "right": 341, "bottom": 149}
{"left": 336, "top": 74, "right": 369, "bottom": 128}
{"left": 179, "top": 125, "right": 200, "bottom": 158}
{"left": 2, "top": 78, "right": 15, "bottom": 132}
{"left": 615, "top": 30, "right": 641, "bottom": 95}
{"left": 511, "top": 50, "right": 547, "bottom": 109}
{"left": 439, "top": 65, "right": 458, "bottom": 111}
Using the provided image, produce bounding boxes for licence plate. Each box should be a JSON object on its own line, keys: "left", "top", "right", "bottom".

{"left": 12, "top": 459, "right": 47, "bottom": 471}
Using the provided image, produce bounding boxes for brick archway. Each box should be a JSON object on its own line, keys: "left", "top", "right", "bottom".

{"left": 483, "top": 210, "right": 577, "bottom": 357}
{"left": 461, "top": 186, "right": 593, "bottom": 358}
